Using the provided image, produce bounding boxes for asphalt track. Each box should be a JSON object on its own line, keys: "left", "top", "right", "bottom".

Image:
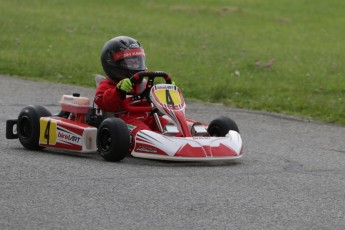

{"left": 1, "top": 75, "right": 345, "bottom": 230}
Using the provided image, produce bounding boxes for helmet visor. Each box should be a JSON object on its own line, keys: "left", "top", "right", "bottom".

{"left": 113, "top": 48, "right": 146, "bottom": 71}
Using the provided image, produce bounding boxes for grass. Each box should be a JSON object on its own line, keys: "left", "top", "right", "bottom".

{"left": 1, "top": 0, "right": 345, "bottom": 125}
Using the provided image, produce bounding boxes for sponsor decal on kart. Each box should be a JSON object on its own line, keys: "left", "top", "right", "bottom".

{"left": 127, "top": 124, "right": 137, "bottom": 131}
{"left": 57, "top": 129, "right": 81, "bottom": 144}
{"left": 136, "top": 146, "right": 157, "bottom": 153}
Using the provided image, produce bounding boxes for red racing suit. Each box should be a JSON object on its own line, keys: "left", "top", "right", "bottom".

{"left": 94, "top": 78, "right": 169, "bottom": 136}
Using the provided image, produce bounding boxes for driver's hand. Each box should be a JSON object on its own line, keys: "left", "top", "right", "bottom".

{"left": 116, "top": 78, "right": 133, "bottom": 93}
{"left": 172, "top": 81, "right": 176, "bottom": 86}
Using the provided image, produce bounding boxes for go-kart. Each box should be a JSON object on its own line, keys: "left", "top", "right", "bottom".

{"left": 6, "top": 71, "right": 243, "bottom": 162}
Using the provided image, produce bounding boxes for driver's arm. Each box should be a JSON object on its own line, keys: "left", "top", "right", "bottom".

{"left": 94, "top": 79, "right": 122, "bottom": 112}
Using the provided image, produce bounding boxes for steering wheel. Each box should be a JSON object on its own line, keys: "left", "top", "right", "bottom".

{"left": 121, "top": 71, "right": 172, "bottom": 113}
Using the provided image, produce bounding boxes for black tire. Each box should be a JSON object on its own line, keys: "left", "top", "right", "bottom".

{"left": 97, "top": 117, "right": 130, "bottom": 162}
{"left": 17, "top": 105, "right": 52, "bottom": 150}
{"left": 208, "top": 116, "right": 239, "bottom": 137}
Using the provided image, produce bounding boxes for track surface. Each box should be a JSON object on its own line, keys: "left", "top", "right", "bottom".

{"left": 1, "top": 75, "right": 345, "bottom": 230}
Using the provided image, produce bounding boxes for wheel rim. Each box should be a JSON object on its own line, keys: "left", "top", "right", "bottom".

{"left": 18, "top": 116, "right": 31, "bottom": 139}
{"left": 100, "top": 128, "right": 112, "bottom": 152}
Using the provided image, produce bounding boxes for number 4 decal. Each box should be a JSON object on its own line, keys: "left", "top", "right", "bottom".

{"left": 165, "top": 89, "right": 175, "bottom": 108}
{"left": 39, "top": 118, "right": 57, "bottom": 145}
{"left": 44, "top": 120, "right": 51, "bottom": 145}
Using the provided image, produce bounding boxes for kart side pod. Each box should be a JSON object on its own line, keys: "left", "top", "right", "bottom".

{"left": 6, "top": 95, "right": 97, "bottom": 153}
{"left": 38, "top": 117, "right": 97, "bottom": 153}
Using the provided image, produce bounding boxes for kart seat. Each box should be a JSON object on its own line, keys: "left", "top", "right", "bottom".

{"left": 95, "top": 74, "right": 106, "bottom": 87}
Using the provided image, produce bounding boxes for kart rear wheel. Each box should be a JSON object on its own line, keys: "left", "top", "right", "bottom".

{"left": 97, "top": 117, "right": 130, "bottom": 162}
{"left": 208, "top": 116, "right": 239, "bottom": 137}
{"left": 17, "top": 105, "right": 52, "bottom": 150}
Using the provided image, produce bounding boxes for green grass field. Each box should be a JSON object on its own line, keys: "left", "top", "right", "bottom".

{"left": 1, "top": 0, "right": 345, "bottom": 125}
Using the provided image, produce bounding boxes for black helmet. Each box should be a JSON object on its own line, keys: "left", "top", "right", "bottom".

{"left": 101, "top": 36, "right": 147, "bottom": 81}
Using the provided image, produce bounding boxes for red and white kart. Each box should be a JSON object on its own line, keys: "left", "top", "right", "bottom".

{"left": 6, "top": 71, "right": 243, "bottom": 162}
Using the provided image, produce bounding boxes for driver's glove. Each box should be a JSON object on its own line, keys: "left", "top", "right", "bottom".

{"left": 116, "top": 78, "right": 133, "bottom": 93}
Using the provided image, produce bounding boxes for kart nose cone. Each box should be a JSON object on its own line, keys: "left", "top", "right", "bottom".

{"left": 132, "top": 130, "right": 243, "bottom": 161}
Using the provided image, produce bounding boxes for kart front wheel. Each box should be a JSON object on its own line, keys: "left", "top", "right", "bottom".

{"left": 17, "top": 105, "right": 52, "bottom": 150}
{"left": 97, "top": 118, "right": 130, "bottom": 162}
{"left": 208, "top": 116, "right": 239, "bottom": 137}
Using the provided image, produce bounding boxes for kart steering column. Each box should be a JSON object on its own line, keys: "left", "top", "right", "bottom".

{"left": 151, "top": 103, "right": 164, "bottom": 133}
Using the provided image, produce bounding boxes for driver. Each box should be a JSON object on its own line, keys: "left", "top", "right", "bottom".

{"left": 94, "top": 36, "right": 170, "bottom": 135}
